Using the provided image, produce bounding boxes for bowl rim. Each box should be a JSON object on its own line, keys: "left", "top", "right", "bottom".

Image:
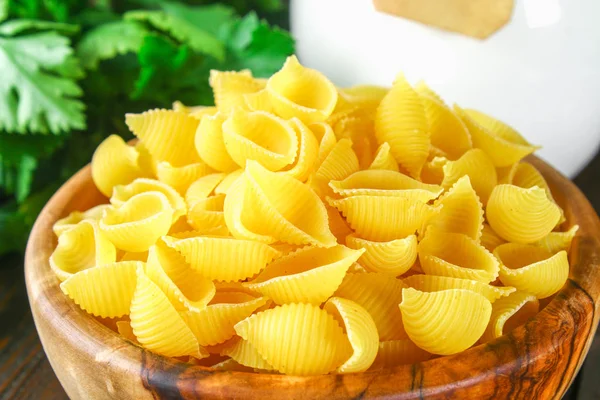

{"left": 24, "top": 156, "right": 600, "bottom": 399}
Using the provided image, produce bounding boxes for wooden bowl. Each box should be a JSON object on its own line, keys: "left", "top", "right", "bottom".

{"left": 25, "top": 157, "right": 600, "bottom": 400}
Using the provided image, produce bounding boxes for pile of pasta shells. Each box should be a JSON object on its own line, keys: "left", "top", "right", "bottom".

{"left": 49, "top": 55, "right": 577, "bottom": 376}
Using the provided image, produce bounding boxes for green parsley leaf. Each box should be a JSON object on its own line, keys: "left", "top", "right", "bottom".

{"left": 0, "top": 31, "right": 85, "bottom": 134}
{"left": 0, "top": 19, "right": 79, "bottom": 36}
{"left": 159, "top": 3, "right": 235, "bottom": 36}
{"left": 0, "top": 0, "right": 8, "bottom": 23}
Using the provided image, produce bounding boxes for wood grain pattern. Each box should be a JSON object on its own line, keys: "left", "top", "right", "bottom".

{"left": 24, "top": 156, "right": 600, "bottom": 400}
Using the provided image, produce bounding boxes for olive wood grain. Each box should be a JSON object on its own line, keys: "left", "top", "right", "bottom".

{"left": 24, "top": 156, "right": 600, "bottom": 400}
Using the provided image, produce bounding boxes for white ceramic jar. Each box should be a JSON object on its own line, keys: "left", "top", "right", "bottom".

{"left": 291, "top": 0, "right": 600, "bottom": 177}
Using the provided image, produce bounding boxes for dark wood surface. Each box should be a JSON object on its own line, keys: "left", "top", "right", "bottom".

{"left": 1, "top": 154, "right": 599, "bottom": 399}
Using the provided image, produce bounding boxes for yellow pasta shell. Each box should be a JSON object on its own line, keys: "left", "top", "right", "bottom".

{"left": 60, "top": 261, "right": 140, "bottom": 318}
{"left": 441, "top": 149, "right": 497, "bottom": 204}
{"left": 234, "top": 303, "right": 352, "bottom": 375}
{"left": 311, "top": 138, "right": 359, "bottom": 198}
{"left": 400, "top": 288, "right": 492, "bottom": 355}
{"left": 427, "top": 175, "right": 484, "bottom": 241}
{"left": 120, "top": 251, "right": 148, "bottom": 262}
{"left": 346, "top": 234, "right": 417, "bottom": 276}
{"left": 266, "top": 55, "right": 338, "bottom": 124}
{"left": 189, "top": 106, "right": 218, "bottom": 120}
{"left": 195, "top": 113, "right": 239, "bottom": 172}
{"left": 323, "top": 297, "right": 379, "bottom": 373}
{"left": 330, "top": 112, "right": 376, "bottom": 169}
{"left": 454, "top": 106, "right": 538, "bottom": 167}
{"left": 494, "top": 243, "right": 569, "bottom": 298}
{"left": 374, "top": 73, "right": 429, "bottom": 178}
{"left": 309, "top": 121, "right": 337, "bottom": 165}
{"left": 116, "top": 320, "right": 138, "bottom": 343}
{"left": 481, "top": 291, "right": 539, "bottom": 343}
{"left": 222, "top": 109, "right": 298, "bottom": 171}
{"left": 209, "top": 69, "right": 264, "bottom": 113}
{"left": 164, "top": 235, "right": 279, "bottom": 282}
{"left": 244, "top": 89, "right": 274, "bottom": 113}
{"left": 100, "top": 192, "right": 174, "bottom": 252}
{"left": 53, "top": 204, "right": 110, "bottom": 237}
{"left": 279, "top": 118, "right": 319, "bottom": 182}
{"left": 329, "top": 169, "right": 443, "bottom": 202}
{"left": 480, "top": 223, "right": 507, "bottom": 252}
{"left": 334, "top": 272, "right": 408, "bottom": 340}
{"left": 156, "top": 161, "right": 214, "bottom": 195}
{"left": 187, "top": 195, "right": 226, "bottom": 233}
{"left": 421, "top": 156, "right": 448, "bottom": 185}
{"left": 466, "top": 109, "right": 533, "bottom": 147}
{"left": 185, "top": 173, "right": 227, "bottom": 207}
{"left": 403, "top": 274, "right": 515, "bottom": 302}
{"left": 534, "top": 225, "right": 579, "bottom": 254}
{"left": 50, "top": 220, "right": 117, "bottom": 281}
{"left": 370, "top": 339, "right": 432, "bottom": 369}
{"left": 220, "top": 337, "right": 275, "bottom": 371}
{"left": 130, "top": 266, "right": 207, "bottom": 358}
{"left": 339, "top": 85, "right": 388, "bottom": 112}
{"left": 243, "top": 160, "right": 337, "bottom": 247}
{"left": 326, "top": 204, "right": 353, "bottom": 244}
{"left": 125, "top": 109, "right": 201, "bottom": 167}
{"left": 328, "top": 195, "right": 441, "bottom": 242}
{"left": 414, "top": 80, "right": 445, "bottom": 105}
{"left": 369, "top": 142, "right": 399, "bottom": 172}
{"left": 214, "top": 169, "right": 243, "bottom": 195}
{"left": 418, "top": 230, "right": 500, "bottom": 283}
{"left": 486, "top": 184, "right": 561, "bottom": 243}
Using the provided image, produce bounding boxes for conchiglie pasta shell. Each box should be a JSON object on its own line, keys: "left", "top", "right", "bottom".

{"left": 164, "top": 236, "right": 279, "bottom": 282}
{"left": 116, "top": 320, "right": 138, "bottom": 343}
{"left": 326, "top": 204, "right": 353, "bottom": 244}
{"left": 209, "top": 69, "right": 264, "bottom": 113}
{"left": 172, "top": 101, "right": 215, "bottom": 116}
{"left": 328, "top": 195, "right": 441, "bottom": 242}
{"left": 234, "top": 303, "right": 352, "bottom": 375}
{"left": 330, "top": 112, "right": 376, "bottom": 169}
{"left": 339, "top": 85, "right": 388, "bottom": 112}
{"left": 403, "top": 274, "right": 515, "bottom": 302}
{"left": 266, "top": 55, "right": 338, "bottom": 124}
{"left": 50, "top": 220, "right": 117, "bottom": 281}
{"left": 125, "top": 109, "right": 201, "bottom": 167}
{"left": 195, "top": 113, "right": 239, "bottom": 172}
{"left": 100, "top": 192, "right": 174, "bottom": 252}
{"left": 414, "top": 80, "right": 445, "bottom": 105}
{"left": 189, "top": 106, "right": 218, "bottom": 120}
{"left": 244, "top": 89, "right": 274, "bottom": 113}
{"left": 220, "top": 338, "right": 275, "bottom": 371}
{"left": 60, "top": 261, "right": 140, "bottom": 318}
{"left": 346, "top": 234, "right": 417, "bottom": 276}
{"left": 185, "top": 173, "right": 227, "bottom": 207}
{"left": 156, "top": 161, "right": 214, "bottom": 195}
{"left": 120, "top": 251, "right": 148, "bottom": 262}
{"left": 426, "top": 175, "right": 484, "bottom": 241}
{"left": 130, "top": 266, "right": 207, "bottom": 358}
{"left": 486, "top": 184, "right": 561, "bottom": 243}
{"left": 370, "top": 339, "right": 432, "bottom": 369}
{"left": 214, "top": 170, "right": 243, "bottom": 195}
{"left": 400, "top": 288, "right": 492, "bottom": 355}
{"left": 329, "top": 169, "right": 442, "bottom": 202}
{"left": 534, "top": 225, "right": 579, "bottom": 254}
{"left": 494, "top": 243, "right": 569, "bottom": 298}
{"left": 246, "top": 245, "right": 363, "bottom": 305}
{"left": 465, "top": 109, "right": 533, "bottom": 146}
{"left": 480, "top": 223, "right": 507, "bottom": 252}
{"left": 135, "top": 143, "right": 157, "bottom": 178}
{"left": 187, "top": 195, "right": 226, "bottom": 233}
{"left": 418, "top": 230, "right": 499, "bottom": 283}
{"left": 334, "top": 272, "right": 408, "bottom": 340}
{"left": 243, "top": 160, "right": 337, "bottom": 247}
{"left": 279, "top": 118, "right": 319, "bottom": 182}
{"left": 53, "top": 205, "right": 110, "bottom": 237}
{"left": 222, "top": 109, "right": 298, "bottom": 171}
{"left": 324, "top": 297, "right": 379, "bottom": 373}
{"left": 421, "top": 156, "right": 448, "bottom": 185}
{"left": 374, "top": 74, "right": 429, "bottom": 178}
{"left": 308, "top": 122, "right": 337, "bottom": 165}
{"left": 454, "top": 106, "right": 538, "bottom": 167}
{"left": 481, "top": 291, "right": 539, "bottom": 343}
{"left": 369, "top": 142, "right": 399, "bottom": 172}
{"left": 91, "top": 135, "right": 148, "bottom": 197}
{"left": 441, "top": 149, "right": 497, "bottom": 204}
{"left": 310, "top": 138, "right": 359, "bottom": 198}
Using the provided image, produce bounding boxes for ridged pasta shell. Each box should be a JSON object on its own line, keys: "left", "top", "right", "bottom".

{"left": 329, "top": 169, "right": 443, "bottom": 202}
{"left": 346, "top": 234, "right": 417, "bottom": 276}
{"left": 246, "top": 245, "right": 363, "bottom": 305}
{"left": 266, "top": 55, "right": 338, "bottom": 123}
{"left": 156, "top": 161, "right": 214, "bottom": 195}
{"left": 370, "top": 339, "right": 432, "bottom": 369}
{"left": 279, "top": 118, "right": 319, "bottom": 182}
{"left": 480, "top": 223, "right": 507, "bottom": 252}
{"left": 220, "top": 337, "right": 275, "bottom": 371}
{"left": 243, "top": 160, "right": 337, "bottom": 247}
{"left": 414, "top": 80, "right": 445, "bottom": 105}
{"left": 486, "top": 184, "right": 561, "bottom": 243}
{"left": 426, "top": 176, "right": 484, "bottom": 241}
{"left": 50, "top": 220, "right": 117, "bottom": 282}
{"left": 125, "top": 109, "right": 201, "bottom": 167}
{"left": 418, "top": 230, "right": 500, "bottom": 283}
{"left": 534, "top": 225, "right": 579, "bottom": 254}
{"left": 53, "top": 205, "right": 110, "bottom": 237}
{"left": 326, "top": 205, "right": 353, "bottom": 244}
{"left": 164, "top": 235, "right": 279, "bottom": 282}
{"left": 338, "top": 85, "right": 388, "bottom": 112}
{"left": 187, "top": 195, "right": 226, "bottom": 233}
{"left": 334, "top": 272, "right": 408, "bottom": 340}
{"left": 100, "top": 192, "right": 174, "bottom": 252}
{"left": 481, "top": 291, "right": 539, "bottom": 343}
{"left": 421, "top": 156, "right": 448, "bottom": 185}
{"left": 330, "top": 112, "right": 376, "bottom": 169}
{"left": 116, "top": 320, "right": 138, "bottom": 343}
{"left": 403, "top": 274, "right": 515, "bottom": 302}
{"left": 172, "top": 101, "right": 215, "bottom": 116}
{"left": 420, "top": 95, "right": 472, "bottom": 159}
{"left": 111, "top": 178, "right": 186, "bottom": 223}
{"left": 310, "top": 138, "right": 359, "bottom": 198}
{"left": 369, "top": 142, "right": 399, "bottom": 172}
{"left": 234, "top": 303, "right": 352, "bottom": 375}
{"left": 209, "top": 69, "right": 264, "bottom": 113}
{"left": 328, "top": 195, "right": 441, "bottom": 242}
{"left": 244, "top": 89, "right": 274, "bottom": 113}
{"left": 60, "top": 261, "right": 140, "bottom": 318}
{"left": 185, "top": 173, "right": 227, "bottom": 207}
{"left": 441, "top": 149, "right": 497, "bottom": 204}
{"left": 214, "top": 170, "right": 244, "bottom": 195}
{"left": 454, "top": 106, "right": 538, "bottom": 167}
{"left": 130, "top": 266, "right": 207, "bottom": 358}
{"left": 195, "top": 113, "right": 239, "bottom": 172}
{"left": 91, "top": 135, "right": 149, "bottom": 197}
{"left": 222, "top": 109, "right": 299, "bottom": 171}
{"left": 308, "top": 122, "right": 337, "bottom": 165}
{"left": 323, "top": 297, "right": 379, "bottom": 373}
{"left": 494, "top": 243, "right": 569, "bottom": 298}
{"left": 189, "top": 106, "right": 218, "bottom": 120}
{"left": 400, "top": 288, "right": 492, "bottom": 355}
{"left": 374, "top": 73, "right": 429, "bottom": 178}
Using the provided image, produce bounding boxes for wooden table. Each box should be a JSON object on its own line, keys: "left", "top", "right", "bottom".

{"left": 1, "top": 154, "right": 600, "bottom": 399}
